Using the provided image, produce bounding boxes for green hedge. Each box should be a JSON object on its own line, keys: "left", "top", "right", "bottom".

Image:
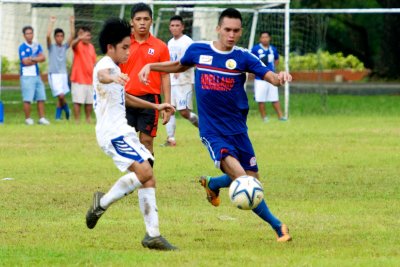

{"left": 278, "top": 51, "right": 365, "bottom": 72}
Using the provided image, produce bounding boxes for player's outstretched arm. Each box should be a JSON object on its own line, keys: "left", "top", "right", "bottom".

{"left": 138, "top": 61, "right": 191, "bottom": 85}
{"left": 125, "top": 93, "right": 175, "bottom": 113}
{"left": 264, "top": 71, "right": 292, "bottom": 86}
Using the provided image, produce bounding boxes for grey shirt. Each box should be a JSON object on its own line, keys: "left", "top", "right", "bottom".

{"left": 48, "top": 43, "right": 69, "bottom": 74}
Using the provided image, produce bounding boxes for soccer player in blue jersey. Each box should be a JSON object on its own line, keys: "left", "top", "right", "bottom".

{"left": 251, "top": 31, "right": 286, "bottom": 122}
{"left": 139, "top": 8, "right": 292, "bottom": 242}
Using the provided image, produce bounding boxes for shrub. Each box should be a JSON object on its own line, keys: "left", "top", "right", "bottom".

{"left": 277, "top": 51, "right": 365, "bottom": 71}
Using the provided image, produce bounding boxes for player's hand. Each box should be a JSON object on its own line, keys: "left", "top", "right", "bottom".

{"left": 70, "top": 16, "right": 75, "bottom": 23}
{"left": 138, "top": 64, "right": 151, "bottom": 85}
{"left": 113, "top": 73, "right": 130, "bottom": 86}
{"left": 277, "top": 71, "right": 292, "bottom": 85}
{"left": 160, "top": 109, "right": 173, "bottom": 125}
{"left": 77, "top": 29, "right": 85, "bottom": 39}
{"left": 156, "top": 103, "right": 175, "bottom": 113}
{"left": 50, "top": 16, "right": 56, "bottom": 23}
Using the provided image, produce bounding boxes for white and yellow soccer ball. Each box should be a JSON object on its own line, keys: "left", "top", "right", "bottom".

{"left": 228, "top": 175, "right": 264, "bottom": 210}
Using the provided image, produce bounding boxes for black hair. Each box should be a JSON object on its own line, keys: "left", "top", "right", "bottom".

{"left": 22, "top": 26, "right": 33, "bottom": 34}
{"left": 131, "top": 2, "right": 152, "bottom": 19}
{"left": 170, "top": 15, "right": 183, "bottom": 24}
{"left": 54, "top": 28, "right": 64, "bottom": 36}
{"left": 80, "top": 26, "right": 91, "bottom": 33}
{"left": 218, "top": 8, "right": 242, "bottom": 26}
{"left": 260, "top": 31, "right": 271, "bottom": 37}
{"left": 99, "top": 18, "right": 131, "bottom": 54}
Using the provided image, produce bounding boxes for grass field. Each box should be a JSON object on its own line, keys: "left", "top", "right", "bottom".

{"left": 0, "top": 88, "right": 399, "bottom": 266}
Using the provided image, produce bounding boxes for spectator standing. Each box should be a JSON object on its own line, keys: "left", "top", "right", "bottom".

{"left": 19, "top": 26, "right": 50, "bottom": 125}
{"left": 46, "top": 15, "right": 75, "bottom": 120}
{"left": 251, "top": 31, "right": 286, "bottom": 122}
{"left": 70, "top": 26, "right": 97, "bottom": 123}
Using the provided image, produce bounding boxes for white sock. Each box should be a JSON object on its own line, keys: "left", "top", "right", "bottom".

{"left": 100, "top": 172, "right": 142, "bottom": 209}
{"left": 165, "top": 114, "right": 176, "bottom": 139}
{"left": 138, "top": 188, "right": 160, "bottom": 237}
{"left": 189, "top": 112, "right": 198, "bottom": 127}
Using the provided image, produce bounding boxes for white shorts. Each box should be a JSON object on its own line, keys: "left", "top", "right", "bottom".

{"left": 254, "top": 79, "right": 279, "bottom": 102}
{"left": 171, "top": 84, "right": 193, "bottom": 111}
{"left": 100, "top": 132, "right": 154, "bottom": 172}
{"left": 48, "top": 73, "right": 70, "bottom": 97}
{"left": 71, "top": 82, "right": 94, "bottom": 104}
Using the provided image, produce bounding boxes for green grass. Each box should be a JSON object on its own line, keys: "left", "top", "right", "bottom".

{"left": 0, "top": 90, "right": 399, "bottom": 266}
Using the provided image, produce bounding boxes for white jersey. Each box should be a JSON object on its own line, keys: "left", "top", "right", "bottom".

{"left": 93, "top": 56, "right": 134, "bottom": 147}
{"left": 168, "top": 34, "right": 194, "bottom": 86}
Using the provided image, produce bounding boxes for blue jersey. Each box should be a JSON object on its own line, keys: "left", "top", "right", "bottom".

{"left": 19, "top": 42, "right": 43, "bottom": 76}
{"left": 180, "top": 41, "right": 271, "bottom": 136}
{"left": 251, "top": 44, "right": 279, "bottom": 79}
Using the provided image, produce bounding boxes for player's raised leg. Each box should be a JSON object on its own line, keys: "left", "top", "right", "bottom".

{"left": 86, "top": 168, "right": 143, "bottom": 229}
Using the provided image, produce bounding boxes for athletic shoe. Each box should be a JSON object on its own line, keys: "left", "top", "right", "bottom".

{"left": 86, "top": 191, "right": 106, "bottom": 229}
{"left": 160, "top": 139, "right": 176, "bottom": 147}
{"left": 276, "top": 224, "right": 292, "bottom": 242}
{"left": 38, "top": 117, "right": 50, "bottom": 125}
{"left": 25, "top": 118, "right": 34, "bottom": 125}
{"left": 141, "top": 233, "right": 178, "bottom": 251}
{"left": 263, "top": 117, "right": 269, "bottom": 123}
{"left": 199, "top": 176, "right": 220, "bottom": 207}
{"left": 279, "top": 117, "right": 288, "bottom": 122}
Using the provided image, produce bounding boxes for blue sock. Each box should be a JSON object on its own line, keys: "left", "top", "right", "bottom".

{"left": 55, "top": 107, "right": 62, "bottom": 120}
{"left": 208, "top": 174, "right": 232, "bottom": 191}
{"left": 252, "top": 199, "right": 283, "bottom": 236}
{"left": 63, "top": 104, "right": 70, "bottom": 120}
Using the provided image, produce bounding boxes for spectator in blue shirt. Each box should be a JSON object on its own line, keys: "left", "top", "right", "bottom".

{"left": 19, "top": 26, "right": 50, "bottom": 125}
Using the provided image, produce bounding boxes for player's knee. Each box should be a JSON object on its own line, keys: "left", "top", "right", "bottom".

{"left": 135, "top": 161, "right": 154, "bottom": 183}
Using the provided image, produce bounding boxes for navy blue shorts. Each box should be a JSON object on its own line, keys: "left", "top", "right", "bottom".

{"left": 200, "top": 132, "right": 258, "bottom": 172}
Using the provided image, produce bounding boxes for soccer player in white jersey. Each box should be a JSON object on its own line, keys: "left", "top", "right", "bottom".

{"left": 162, "top": 15, "right": 199, "bottom": 147}
{"left": 86, "top": 18, "right": 177, "bottom": 251}
{"left": 139, "top": 8, "right": 292, "bottom": 242}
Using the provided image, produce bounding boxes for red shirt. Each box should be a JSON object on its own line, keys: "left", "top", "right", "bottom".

{"left": 71, "top": 41, "right": 96, "bottom": 84}
{"left": 120, "top": 34, "right": 170, "bottom": 96}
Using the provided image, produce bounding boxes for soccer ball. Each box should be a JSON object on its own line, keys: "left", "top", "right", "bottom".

{"left": 228, "top": 176, "right": 264, "bottom": 210}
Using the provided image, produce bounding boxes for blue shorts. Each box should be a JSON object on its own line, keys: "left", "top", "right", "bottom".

{"left": 20, "top": 76, "right": 46, "bottom": 103}
{"left": 200, "top": 132, "right": 258, "bottom": 172}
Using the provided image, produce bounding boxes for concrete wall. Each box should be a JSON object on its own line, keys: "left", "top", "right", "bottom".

{"left": 192, "top": 7, "right": 218, "bottom": 41}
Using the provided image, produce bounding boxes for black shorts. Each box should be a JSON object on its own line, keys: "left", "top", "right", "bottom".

{"left": 126, "top": 94, "right": 161, "bottom": 137}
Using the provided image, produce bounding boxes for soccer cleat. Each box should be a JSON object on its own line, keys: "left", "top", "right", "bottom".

{"left": 25, "top": 118, "right": 34, "bottom": 125}
{"left": 141, "top": 233, "right": 178, "bottom": 251}
{"left": 38, "top": 117, "right": 50, "bottom": 125}
{"left": 199, "top": 176, "right": 220, "bottom": 207}
{"left": 276, "top": 224, "right": 292, "bottom": 242}
{"left": 86, "top": 191, "right": 106, "bottom": 229}
{"left": 263, "top": 117, "right": 269, "bottom": 123}
{"left": 160, "top": 139, "right": 176, "bottom": 147}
